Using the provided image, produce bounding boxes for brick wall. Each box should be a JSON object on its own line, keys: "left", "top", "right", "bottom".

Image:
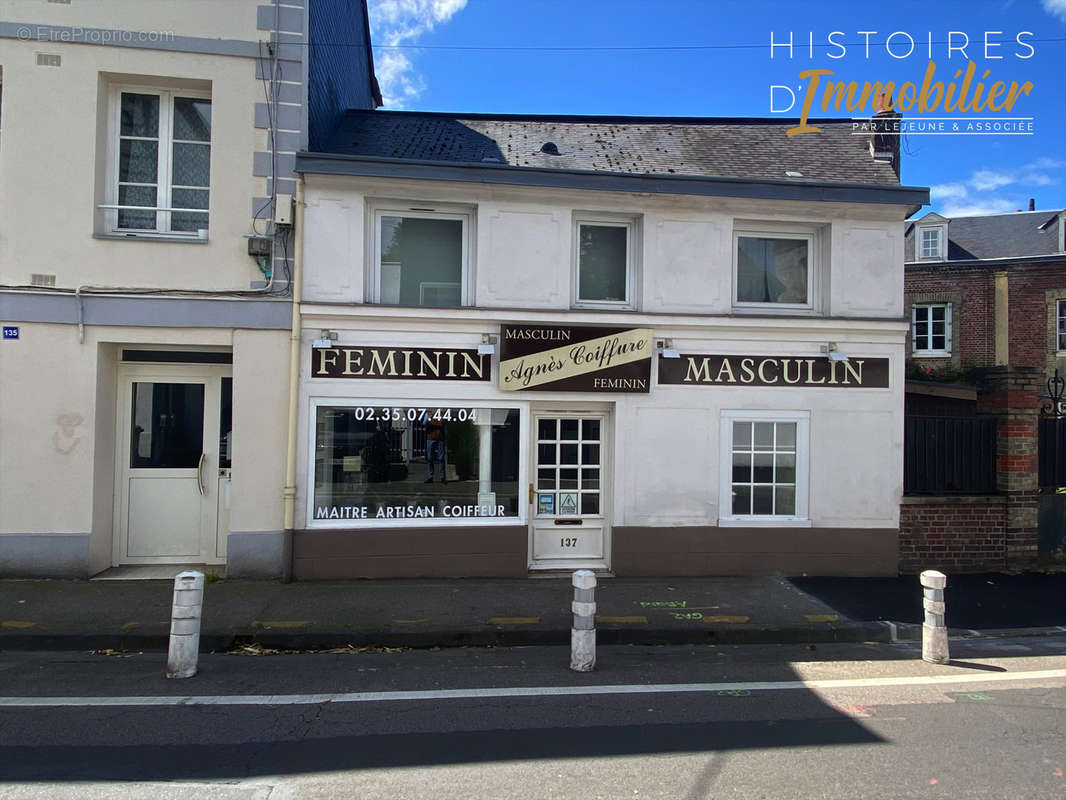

{"left": 899, "top": 497, "right": 1006, "bottom": 572}
{"left": 904, "top": 265, "right": 994, "bottom": 369}
{"left": 904, "top": 259, "right": 1066, "bottom": 378}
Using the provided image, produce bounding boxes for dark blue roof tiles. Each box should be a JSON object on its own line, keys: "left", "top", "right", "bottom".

{"left": 319, "top": 110, "right": 902, "bottom": 185}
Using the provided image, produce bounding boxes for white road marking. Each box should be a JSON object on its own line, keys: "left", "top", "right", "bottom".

{"left": 2, "top": 668, "right": 1065, "bottom": 708}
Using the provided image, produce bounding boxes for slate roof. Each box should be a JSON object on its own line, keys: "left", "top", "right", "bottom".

{"left": 317, "top": 110, "right": 902, "bottom": 186}
{"left": 905, "top": 209, "right": 1065, "bottom": 262}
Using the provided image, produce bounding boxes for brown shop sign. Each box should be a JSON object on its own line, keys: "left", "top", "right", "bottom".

{"left": 499, "top": 325, "right": 653, "bottom": 393}
{"left": 658, "top": 354, "right": 889, "bottom": 388}
{"left": 312, "top": 346, "right": 489, "bottom": 381}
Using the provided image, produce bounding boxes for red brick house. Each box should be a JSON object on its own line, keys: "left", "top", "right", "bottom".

{"left": 904, "top": 207, "right": 1066, "bottom": 386}
{"left": 900, "top": 207, "right": 1066, "bottom": 571}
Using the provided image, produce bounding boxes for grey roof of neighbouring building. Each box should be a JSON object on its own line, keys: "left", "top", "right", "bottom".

{"left": 310, "top": 110, "right": 904, "bottom": 185}
{"left": 905, "top": 209, "right": 1065, "bottom": 262}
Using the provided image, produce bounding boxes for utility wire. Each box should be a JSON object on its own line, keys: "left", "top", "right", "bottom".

{"left": 297, "top": 37, "right": 1066, "bottom": 51}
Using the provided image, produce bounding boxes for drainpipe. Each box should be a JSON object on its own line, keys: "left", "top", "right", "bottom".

{"left": 281, "top": 177, "right": 304, "bottom": 582}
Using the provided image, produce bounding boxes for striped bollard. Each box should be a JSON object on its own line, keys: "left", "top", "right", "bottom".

{"left": 570, "top": 569, "right": 596, "bottom": 672}
{"left": 920, "top": 569, "right": 949, "bottom": 664}
{"left": 166, "top": 571, "right": 205, "bottom": 679}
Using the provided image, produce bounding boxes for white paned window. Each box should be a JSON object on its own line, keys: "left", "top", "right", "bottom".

{"left": 108, "top": 88, "right": 211, "bottom": 236}
{"left": 919, "top": 227, "right": 944, "bottom": 259}
{"left": 719, "top": 410, "right": 810, "bottom": 526}
{"left": 1058, "top": 300, "right": 1066, "bottom": 352}
{"left": 372, "top": 206, "right": 471, "bottom": 308}
{"left": 733, "top": 225, "right": 818, "bottom": 311}
{"left": 912, "top": 303, "right": 952, "bottom": 355}
{"left": 573, "top": 216, "right": 637, "bottom": 309}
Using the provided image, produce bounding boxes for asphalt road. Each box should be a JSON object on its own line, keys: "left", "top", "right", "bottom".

{"left": 0, "top": 638, "right": 1064, "bottom": 799}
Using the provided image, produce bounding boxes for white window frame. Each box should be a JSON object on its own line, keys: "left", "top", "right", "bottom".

{"left": 719, "top": 409, "right": 810, "bottom": 527}
{"left": 918, "top": 225, "right": 946, "bottom": 259}
{"left": 305, "top": 397, "right": 528, "bottom": 529}
{"left": 369, "top": 203, "right": 474, "bottom": 307}
{"left": 104, "top": 85, "right": 212, "bottom": 238}
{"left": 1057, "top": 299, "right": 1066, "bottom": 353}
{"left": 912, "top": 303, "right": 952, "bottom": 356}
{"left": 732, "top": 222, "right": 820, "bottom": 313}
{"left": 571, "top": 214, "right": 638, "bottom": 310}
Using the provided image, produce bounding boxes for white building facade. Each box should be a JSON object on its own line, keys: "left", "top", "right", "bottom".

{"left": 293, "top": 112, "right": 928, "bottom": 578}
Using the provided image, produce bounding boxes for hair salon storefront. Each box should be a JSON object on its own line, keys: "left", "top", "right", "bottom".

{"left": 295, "top": 320, "right": 900, "bottom": 579}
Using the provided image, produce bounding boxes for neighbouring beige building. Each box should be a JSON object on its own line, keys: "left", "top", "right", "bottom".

{"left": 0, "top": 0, "right": 379, "bottom": 577}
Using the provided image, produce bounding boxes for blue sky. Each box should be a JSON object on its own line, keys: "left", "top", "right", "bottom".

{"left": 367, "top": 0, "right": 1066, "bottom": 217}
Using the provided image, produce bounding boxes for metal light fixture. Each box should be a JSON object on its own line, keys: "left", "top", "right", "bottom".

{"left": 312, "top": 330, "right": 338, "bottom": 349}
{"left": 657, "top": 338, "right": 680, "bottom": 359}
{"left": 478, "top": 333, "right": 497, "bottom": 355}
{"left": 821, "top": 342, "right": 849, "bottom": 363}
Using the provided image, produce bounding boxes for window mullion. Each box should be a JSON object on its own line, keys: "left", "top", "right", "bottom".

{"left": 158, "top": 91, "right": 173, "bottom": 232}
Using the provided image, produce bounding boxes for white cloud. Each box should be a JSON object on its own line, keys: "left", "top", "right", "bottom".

{"left": 930, "top": 182, "right": 968, "bottom": 201}
{"left": 368, "top": 0, "right": 468, "bottom": 107}
{"left": 940, "top": 198, "right": 1019, "bottom": 217}
{"left": 970, "top": 169, "right": 1013, "bottom": 191}
{"left": 1042, "top": 0, "right": 1066, "bottom": 22}
{"left": 930, "top": 157, "right": 1064, "bottom": 217}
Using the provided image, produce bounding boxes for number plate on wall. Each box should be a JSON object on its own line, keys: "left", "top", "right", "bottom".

{"left": 533, "top": 527, "right": 603, "bottom": 560}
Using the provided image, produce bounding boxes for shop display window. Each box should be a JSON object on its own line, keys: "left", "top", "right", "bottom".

{"left": 312, "top": 404, "right": 521, "bottom": 524}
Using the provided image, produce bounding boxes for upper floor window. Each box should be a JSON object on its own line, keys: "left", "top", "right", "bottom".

{"left": 919, "top": 227, "right": 944, "bottom": 259}
{"left": 733, "top": 224, "right": 817, "bottom": 312}
{"left": 107, "top": 87, "right": 211, "bottom": 237}
{"left": 1058, "top": 299, "right": 1066, "bottom": 352}
{"left": 372, "top": 205, "right": 471, "bottom": 308}
{"left": 912, "top": 303, "right": 951, "bottom": 355}
{"left": 573, "top": 216, "right": 637, "bottom": 309}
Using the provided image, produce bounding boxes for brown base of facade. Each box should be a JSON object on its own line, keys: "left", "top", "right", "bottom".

{"left": 612, "top": 526, "right": 900, "bottom": 577}
{"left": 293, "top": 526, "right": 528, "bottom": 579}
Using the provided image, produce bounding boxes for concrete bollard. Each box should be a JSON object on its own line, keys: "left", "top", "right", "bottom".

{"left": 166, "top": 570, "right": 205, "bottom": 679}
{"left": 920, "top": 569, "right": 949, "bottom": 664}
{"left": 570, "top": 569, "right": 596, "bottom": 672}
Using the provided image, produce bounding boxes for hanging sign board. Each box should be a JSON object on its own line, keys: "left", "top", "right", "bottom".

{"left": 499, "top": 325, "right": 652, "bottom": 392}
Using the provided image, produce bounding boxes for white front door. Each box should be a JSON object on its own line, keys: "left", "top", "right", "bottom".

{"left": 115, "top": 366, "right": 230, "bottom": 565}
{"left": 530, "top": 413, "right": 609, "bottom": 570}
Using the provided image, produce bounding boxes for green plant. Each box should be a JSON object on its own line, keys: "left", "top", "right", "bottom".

{"left": 204, "top": 572, "right": 223, "bottom": 584}
{"left": 905, "top": 360, "right": 980, "bottom": 385}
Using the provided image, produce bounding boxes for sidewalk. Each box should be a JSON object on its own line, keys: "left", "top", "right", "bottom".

{"left": 1, "top": 573, "right": 1063, "bottom": 652}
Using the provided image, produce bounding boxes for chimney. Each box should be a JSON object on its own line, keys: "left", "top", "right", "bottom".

{"left": 1028, "top": 198, "right": 1035, "bottom": 211}
{"left": 870, "top": 107, "right": 901, "bottom": 179}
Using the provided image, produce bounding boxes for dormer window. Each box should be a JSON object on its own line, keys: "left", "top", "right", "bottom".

{"left": 919, "top": 227, "right": 944, "bottom": 259}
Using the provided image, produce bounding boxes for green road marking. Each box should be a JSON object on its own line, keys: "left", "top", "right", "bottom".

{"left": 596, "top": 615, "right": 648, "bottom": 624}
{"left": 121, "top": 622, "right": 140, "bottom": 630}
{"left": 705, "top": 615, "right": 750, "bottom": 623}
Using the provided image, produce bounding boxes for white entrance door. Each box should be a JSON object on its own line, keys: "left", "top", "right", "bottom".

{"left": 530, "top": 413, "right": 609, "bottom": 570}
{"left": 115, "top": 366, "right": 230, "bottom": 565}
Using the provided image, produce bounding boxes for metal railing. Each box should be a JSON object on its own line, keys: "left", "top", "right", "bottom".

{"left": 904, "top": 415, "right": 998, "bottom": 495}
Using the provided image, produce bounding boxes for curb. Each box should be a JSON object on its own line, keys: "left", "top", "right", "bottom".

{"left": 5, "top": 621, "right": 1062, "bottom": 653}
{"left": 881, "top": 621, "right": 1066, "bottom": 642}
{"left": 0, "top": 621, "right": 894, "bottom": 652}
